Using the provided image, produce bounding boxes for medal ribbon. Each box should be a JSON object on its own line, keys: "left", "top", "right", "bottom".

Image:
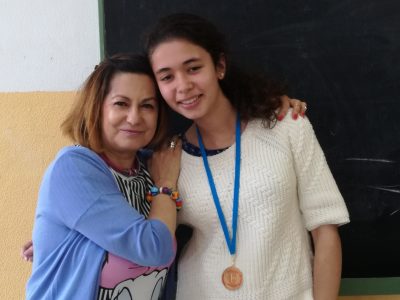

{"left": 196, "top": 114, "right": 241, "bottom": 256}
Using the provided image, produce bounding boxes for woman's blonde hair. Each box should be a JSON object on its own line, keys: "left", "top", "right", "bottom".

{"left": 61, "top": 53, "right": 168, "bottom": 152}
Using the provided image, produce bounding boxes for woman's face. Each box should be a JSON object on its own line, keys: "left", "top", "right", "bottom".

{"left": 101, "top": 72, "right": 159, "bottom": 159}
{"left": 150, "top": 39, "right": 225, "bottom": 122}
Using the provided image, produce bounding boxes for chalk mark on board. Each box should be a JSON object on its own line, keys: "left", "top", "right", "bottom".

{"left": 367, "top": 185, "right": 400, "bottom": 194}
{"left": 390, "top": 209, "right": 400, "bottom": 216}
{"left": 345, "top": 158, "right": 396, "bottom": 163}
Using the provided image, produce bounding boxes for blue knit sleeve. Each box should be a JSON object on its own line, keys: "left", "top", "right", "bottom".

{"left": 40, "top": 146, "right": 174, "bottom": 266}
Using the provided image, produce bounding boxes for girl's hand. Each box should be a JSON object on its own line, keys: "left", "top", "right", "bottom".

{"left": 277, "top": 95, "right": 307, "bottom": 121}
{"left": 21, "top": 240, "right": 33, "bottom": 262}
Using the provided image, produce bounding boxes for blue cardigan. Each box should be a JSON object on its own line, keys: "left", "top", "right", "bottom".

{"left": 26, "top": 146, "right": 174, "bottom": 299}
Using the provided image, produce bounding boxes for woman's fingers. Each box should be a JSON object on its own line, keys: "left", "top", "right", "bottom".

{"left": 277, "top": 95, "right": 308, "bottom": 121}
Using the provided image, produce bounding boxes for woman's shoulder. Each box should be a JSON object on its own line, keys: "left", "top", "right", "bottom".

{"left": 56, "top": 145, "right": 99, "bottom": 160}
{"left": 52, "top": 145, "right": 108, "bottom": 172}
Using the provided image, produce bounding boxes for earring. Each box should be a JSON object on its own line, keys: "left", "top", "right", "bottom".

{"left": 219, "top": 73, "right": 224, "bottom": 79}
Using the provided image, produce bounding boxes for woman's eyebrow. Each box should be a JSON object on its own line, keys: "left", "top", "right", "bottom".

{"left": 140, "top": 96, "right": 157, "bottom": 103}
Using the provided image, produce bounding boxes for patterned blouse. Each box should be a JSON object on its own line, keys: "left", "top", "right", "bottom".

{"left": 97, "top": 154, "right": 172, "bottom": 300}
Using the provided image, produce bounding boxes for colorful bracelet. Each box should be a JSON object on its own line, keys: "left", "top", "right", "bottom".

{"left": 146, "top": 186, "right": 183, "bottom": 211}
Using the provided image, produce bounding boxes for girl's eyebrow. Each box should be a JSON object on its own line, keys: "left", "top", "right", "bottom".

{"left": 183, "top": 57, "right": 200, "bottom": 65}
{"left": 155, "top": 67, "right": 170, "bottom": 75}
{"left": 155, "top": 57, "right": 201, "bottom": 74}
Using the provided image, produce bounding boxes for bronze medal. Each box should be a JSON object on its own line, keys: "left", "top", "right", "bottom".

{"left": 197, "top": 117, "right": 243, "bottom": 290}
{"left": 222, "top": 265, "right": 243, "bottom": 290}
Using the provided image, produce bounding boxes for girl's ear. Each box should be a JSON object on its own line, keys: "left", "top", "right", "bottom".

{"left": 216, "top": 53, "right": 226, "bottom": 80}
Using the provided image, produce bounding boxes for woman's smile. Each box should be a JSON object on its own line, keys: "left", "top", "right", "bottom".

{"left": 101, "top": 72, "right": 159, "bottom": 167}
{"left": 119, "top": 128, "right": 145, "bottom": 135}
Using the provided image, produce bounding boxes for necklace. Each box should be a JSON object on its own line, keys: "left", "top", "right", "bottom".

{"left": 196, "top": 114, "right": 243, "bottom": 290}
{"left": 100, "top": 154, "right": 138, "bottom": 176}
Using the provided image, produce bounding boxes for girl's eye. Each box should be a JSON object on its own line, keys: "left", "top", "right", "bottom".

{"left": 188, "top": 66, "right": 201, "bottom": 73}
{"left": 159, "top": 74, "right": 172, "bottom": 82}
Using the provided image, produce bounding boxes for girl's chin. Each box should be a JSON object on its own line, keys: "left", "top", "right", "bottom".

{"left": 177, "top": 108, "right": 205, "bottom": 121}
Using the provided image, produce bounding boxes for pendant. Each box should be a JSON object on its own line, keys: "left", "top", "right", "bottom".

{"left": 222, "top": 265, "right": 243, "bottom": 290}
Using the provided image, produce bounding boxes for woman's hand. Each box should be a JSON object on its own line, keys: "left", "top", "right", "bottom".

{"left": 21, "top": 240, "right": 33, "bottom": 262}
{"left": 149, "top": 137, "right": 182, "bottom": 190}
{"left": 277, "top": 95, "right": 307, "bottom": 121}
{"left": 147, "top": 137, "right": 182, "bottom": 235}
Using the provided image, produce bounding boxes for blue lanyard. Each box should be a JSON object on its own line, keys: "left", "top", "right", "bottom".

{"left": 196, "top": 115, "right": 241, "bottom": 256}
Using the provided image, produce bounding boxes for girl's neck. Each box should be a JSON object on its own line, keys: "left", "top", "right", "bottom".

{"left": 186, "top": 103, "right": 239, "bottom": 149}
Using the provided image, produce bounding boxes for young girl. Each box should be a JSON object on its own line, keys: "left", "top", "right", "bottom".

{"left": 146, "top": 13, "right": 349, "bottom": 300}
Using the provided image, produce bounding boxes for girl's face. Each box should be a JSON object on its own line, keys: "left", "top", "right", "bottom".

{"left": 101, "top": 72, "right": 159, "bottom": 161}
{"left": 150, "top": 39, "right": 226, "bottom": 122}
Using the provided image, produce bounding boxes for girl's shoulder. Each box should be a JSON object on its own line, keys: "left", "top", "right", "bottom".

{"left": 246, "top": 112, "right": 316, "bottom": 151}
{"left": 248, "top": 110, "right": 313, "bottom": 135}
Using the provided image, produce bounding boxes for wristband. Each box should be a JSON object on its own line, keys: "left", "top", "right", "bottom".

{"left": 146, "top": 186, "right": 183, "bottom": 211}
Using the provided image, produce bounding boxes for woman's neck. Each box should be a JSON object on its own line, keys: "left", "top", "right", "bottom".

{"left": 101, "top": 150, "right": 137, "bottom": 171}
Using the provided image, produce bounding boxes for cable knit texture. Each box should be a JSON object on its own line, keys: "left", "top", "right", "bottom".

{"left": 176, "top": 116, "right": 349, "bottom": 300}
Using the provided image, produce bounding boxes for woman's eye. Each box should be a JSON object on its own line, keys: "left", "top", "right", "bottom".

{"left": 114, "top": 101, "right": 128, "bottom": 107}
{"left": 141, "top": 103, "right": 155, "bottom": 109}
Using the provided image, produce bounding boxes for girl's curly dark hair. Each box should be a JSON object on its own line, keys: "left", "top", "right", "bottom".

{"left": 145, "top": 13, "right": 287, "bottom": 127}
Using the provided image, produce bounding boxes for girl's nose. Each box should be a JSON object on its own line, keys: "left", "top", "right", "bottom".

{"left": 177, "top": 73, "right": 193, "bottom": 94}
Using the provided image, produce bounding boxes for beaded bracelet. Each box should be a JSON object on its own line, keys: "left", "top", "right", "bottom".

{"left": 146, "top": 186, "right": 183, "bottom": 211}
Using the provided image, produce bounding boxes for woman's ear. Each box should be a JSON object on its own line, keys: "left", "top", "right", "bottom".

{"left": 216, "top": 53, "right": 226, "bottom": 80}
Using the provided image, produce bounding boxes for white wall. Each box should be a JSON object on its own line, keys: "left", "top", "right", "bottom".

{"left": 0, "top": 0, "right": 101, "bottom": 92}
{"left": 0, "top": 1, "right": 100, "bottom": 298}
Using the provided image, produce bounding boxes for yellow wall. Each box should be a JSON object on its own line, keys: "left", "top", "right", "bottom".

{"left": 0, "top": 92, "right": 74, "bottom": 298}
{"left": 1, "top": 92, "right": 398, "bottom": 299}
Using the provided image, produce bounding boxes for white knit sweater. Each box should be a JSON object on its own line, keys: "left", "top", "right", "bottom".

{"left": 176, "top": 116, "right": 349, "bottom": 300}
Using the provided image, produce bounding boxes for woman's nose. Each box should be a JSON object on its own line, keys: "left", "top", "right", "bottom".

{"left": 126, "top": 106, "right": 141, "bottom": 124}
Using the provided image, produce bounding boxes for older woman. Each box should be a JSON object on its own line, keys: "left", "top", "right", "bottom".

{"left": 26, "top": 54, "right": 181, "bottom": 299}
